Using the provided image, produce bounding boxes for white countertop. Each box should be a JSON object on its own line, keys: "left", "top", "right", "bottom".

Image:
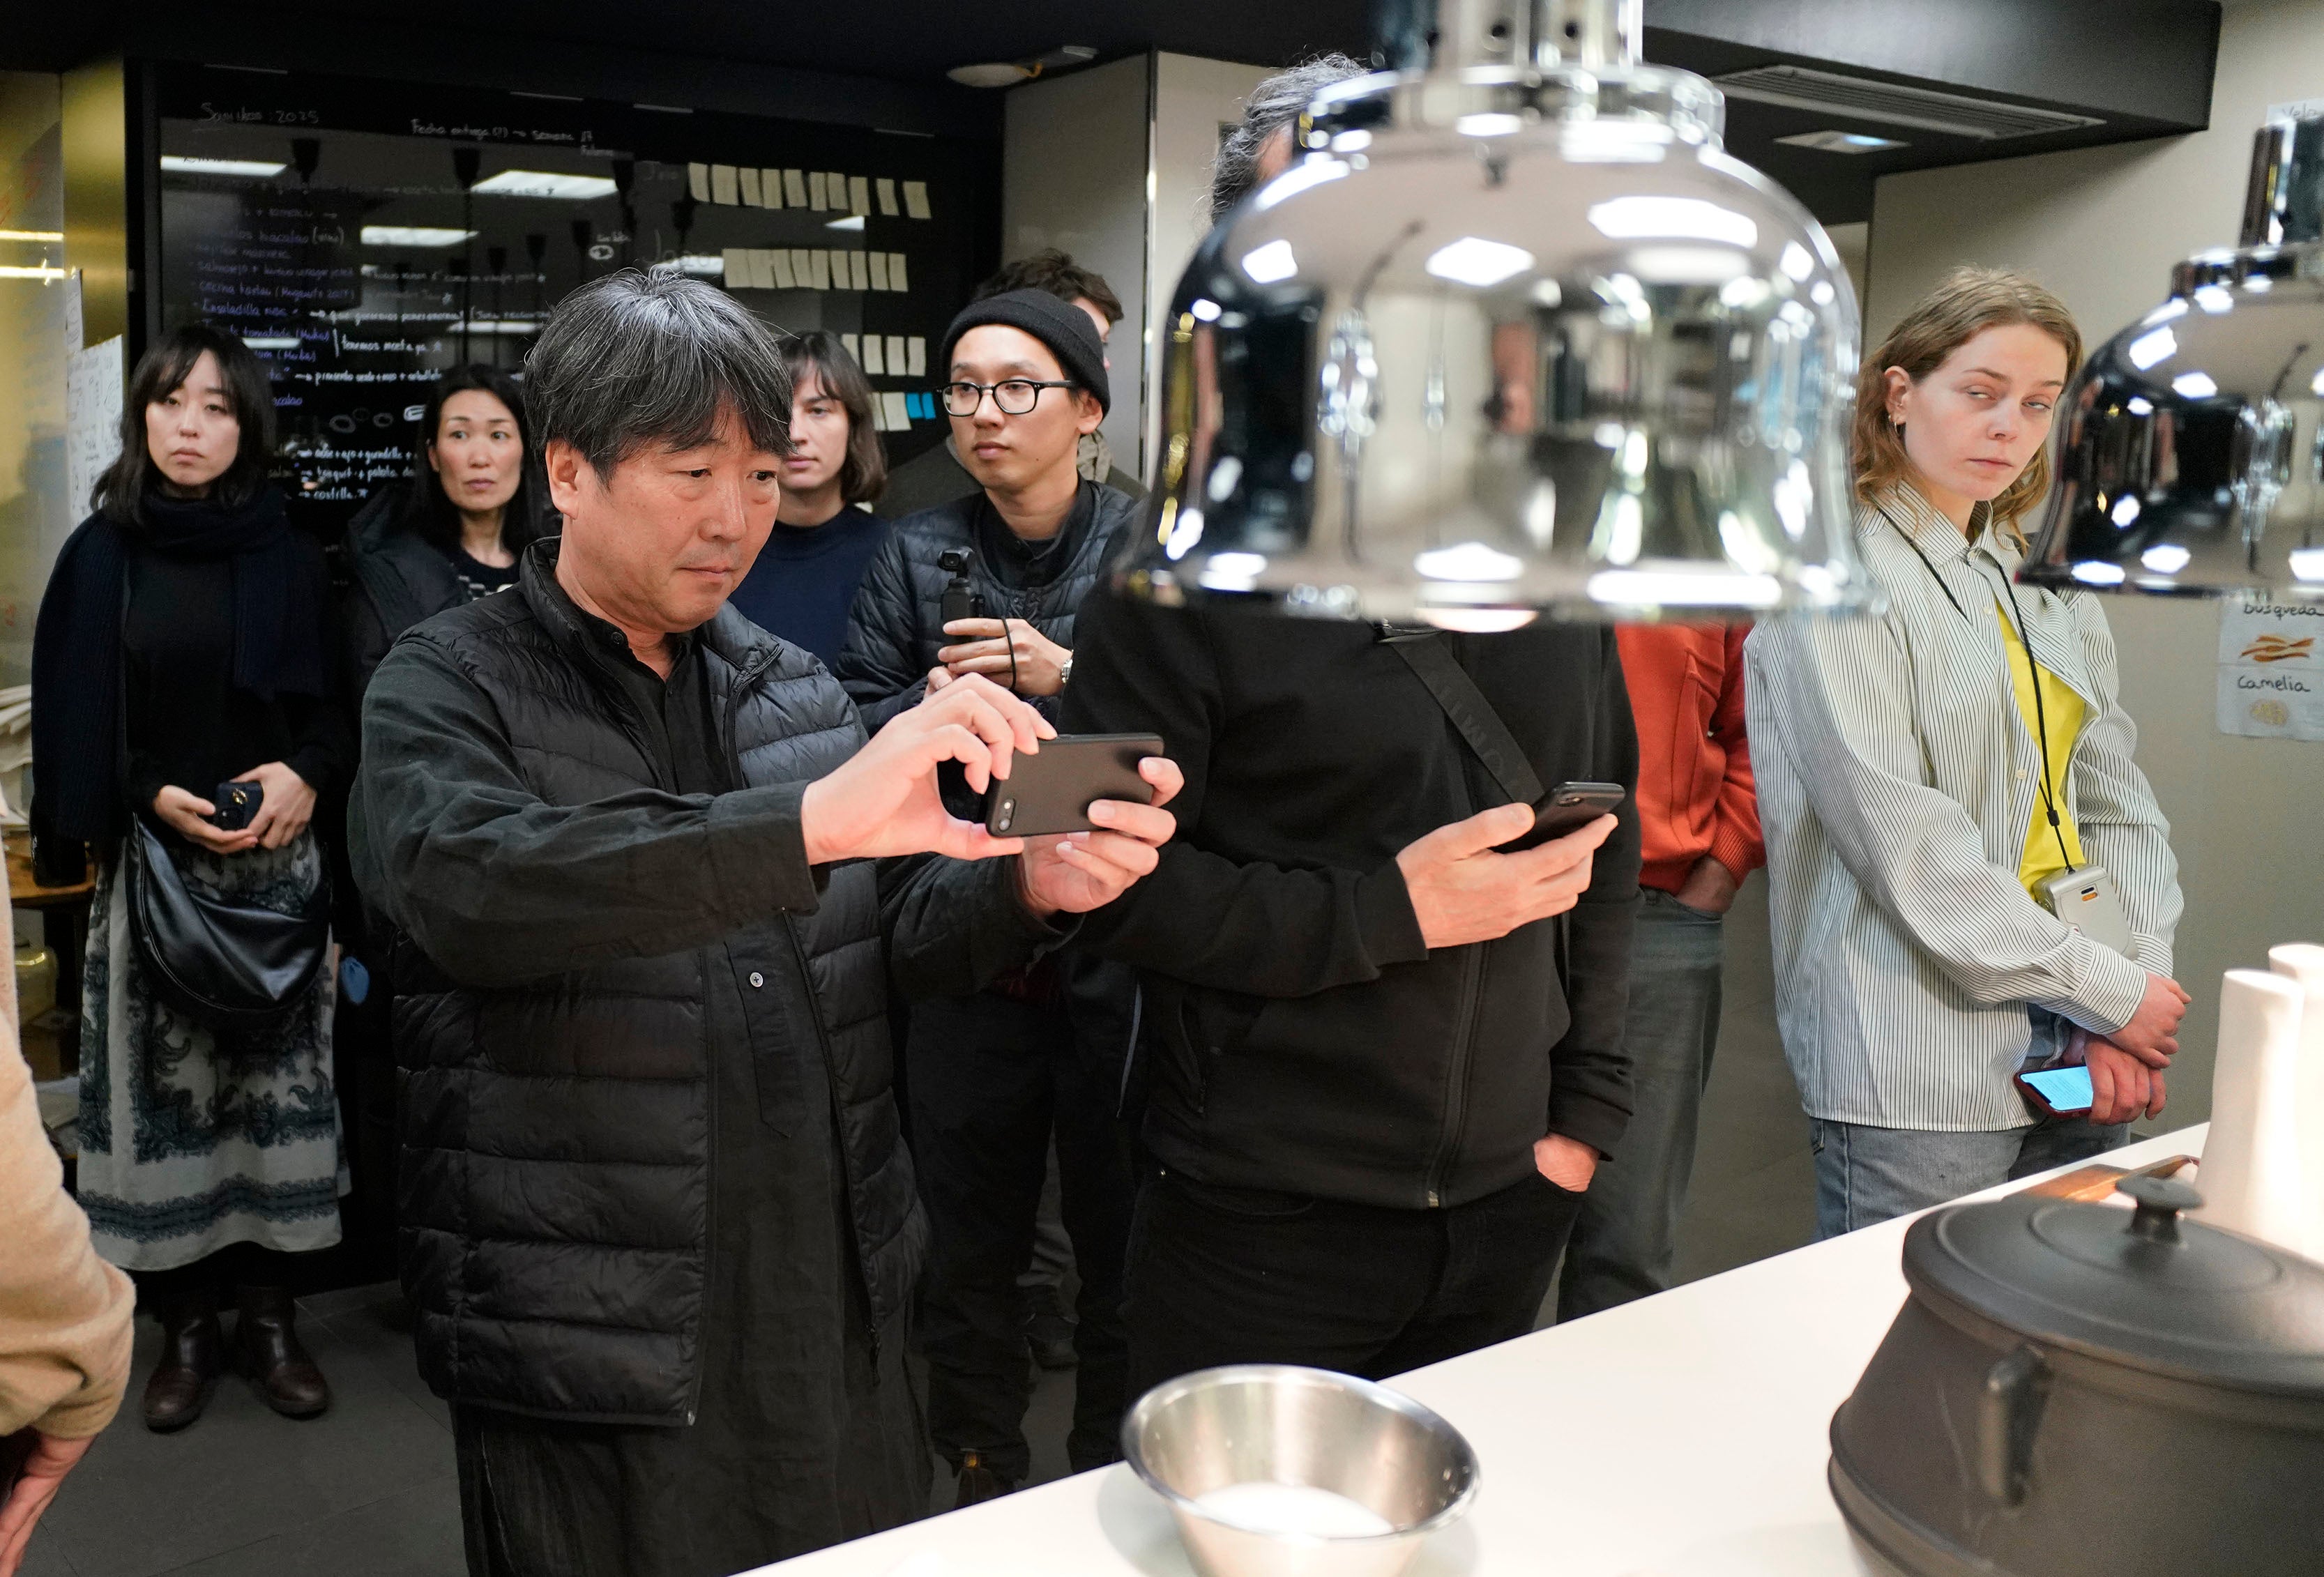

{"left": 757, "top": 1125, "right": 2207, "bottom": 1577}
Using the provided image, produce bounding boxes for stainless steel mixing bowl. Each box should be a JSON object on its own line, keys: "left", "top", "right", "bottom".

{"left": 1121, "top": 1364, "right": 1480, "bottom": 1577}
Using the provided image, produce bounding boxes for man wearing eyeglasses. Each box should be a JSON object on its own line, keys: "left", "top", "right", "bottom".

{"left": 836, "top": 289, "right": 1143, "bottom": 1507}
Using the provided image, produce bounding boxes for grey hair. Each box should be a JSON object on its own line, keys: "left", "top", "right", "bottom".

{"left": 525, "top": 266, "right": 792, "bottom": 475}
{"left": 1208, "top": 53, "right": 1369, "bottom": 224}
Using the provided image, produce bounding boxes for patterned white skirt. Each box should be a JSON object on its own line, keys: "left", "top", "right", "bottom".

{"left": 75, "top": 828, "right": 345, "bottom": 1272}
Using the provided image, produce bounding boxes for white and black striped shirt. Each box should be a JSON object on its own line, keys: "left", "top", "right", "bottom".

{"left": 1743, "top": 484, "right": 2182, "bottom": 1130}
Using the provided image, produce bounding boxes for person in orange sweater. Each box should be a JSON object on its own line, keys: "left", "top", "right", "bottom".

{"left": 1555, "top": 623, "right": 1762, "bottom": 1319}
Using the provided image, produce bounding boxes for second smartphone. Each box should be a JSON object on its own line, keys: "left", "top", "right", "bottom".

{"left": 983, "top": 733, "right": 1165, "bottom": 838}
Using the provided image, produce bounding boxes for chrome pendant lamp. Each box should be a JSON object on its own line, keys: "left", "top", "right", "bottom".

{"left": 2021, "top": 114, "right": 2324, "bottom": 598}
{"left": 1117, "top": 0, "right": 1877, "bottom": 625}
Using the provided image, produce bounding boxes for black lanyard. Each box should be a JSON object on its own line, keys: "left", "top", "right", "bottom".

{"left": 1878, "top": 508, "right": 2076, "bottom": 873}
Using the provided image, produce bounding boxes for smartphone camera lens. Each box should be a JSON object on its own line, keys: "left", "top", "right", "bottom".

{"left": 996, "top": 798, "right": 1014, "bottom": 831}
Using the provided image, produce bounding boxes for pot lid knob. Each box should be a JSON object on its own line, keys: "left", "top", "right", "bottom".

{"left": 2117, "top": 1175, "right": 2203, "bottom": 1242}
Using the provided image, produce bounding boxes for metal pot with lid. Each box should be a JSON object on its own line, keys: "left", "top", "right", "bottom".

{"left": 1830, "top": 1177, "right": 2324, "bottom": 1577}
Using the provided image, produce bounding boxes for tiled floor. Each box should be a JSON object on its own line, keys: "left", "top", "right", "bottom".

{"left": 25, "top": 875, "right": 1823, "bottom": 1575}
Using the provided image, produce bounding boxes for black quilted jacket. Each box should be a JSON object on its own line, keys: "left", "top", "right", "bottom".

{"left": 834, "top": 481, "right": 1139, "bottom": 733}
{"left": 349, "top": 542, "right": 943, "bottom": 1426}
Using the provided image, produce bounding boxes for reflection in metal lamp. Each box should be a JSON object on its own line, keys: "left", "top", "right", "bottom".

{"left": 2021, "top": 116, "right": 2324, "bottom": 598}
{"left": 1114, "top": 0, "right": 1876, "bottom": 625}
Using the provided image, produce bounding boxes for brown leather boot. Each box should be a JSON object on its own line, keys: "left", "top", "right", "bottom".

{"left": 143, "top": 1288, "right": 223, "bottom": 1431}
{"left": 234, "top": 1286, "right": 331, "bottom": 1419}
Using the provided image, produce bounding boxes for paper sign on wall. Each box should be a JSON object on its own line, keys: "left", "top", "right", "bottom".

{"left": 761, "top": 168, "right": 785, "bottom": 208}
{"left": 849, "top": 176, "right": 870, "bottom": 218}
{"left": 808, "top": 172, "right": 828, "bottom": 210}
{"left": 867, "top": 252, "right": 890, "bottom": 292}
{"left": 768, "top": 250, "right": 796, "bottom": 289}
{"left": 809, "top": 251, "right": 832, "bottom": 290}
{"left": 881, "top": 392, "right": 913, "bottom": 429}
{"left": 783, "top": 169, "right": 808, "bottom": 207}
{"left": 902, "top": 181, "right": 932, "bottom": 220}
{"left": 738, "top": 168, "right": 763, "bottom": 207}
{"left": 885, "top": 335, "right": 907, "bottom": 375}
{"left": 67, "top": 332, "right": 124, "bottom": 515}
{"left": 876, "top": 178, "right": 899, "bottom": 218}
{"left": 861, "top": 336, "right": 885, "bottom": 374}
{"left": 887, "top": 252, "right": 909, "bottom": 292}
{"left": 2217, "top": 596, "right": 2324, "bottom": 740}
{"left": 842, "top": 333, "right": 860, "bottom": 362}
{"left": 905, "top": 336, "right": 925, "bottom": 376}
{"left": 688, "top": 163, "right": 711, "bottom": 202}
{"left": 711, "top": 165, "right": 739, "bottom": 205}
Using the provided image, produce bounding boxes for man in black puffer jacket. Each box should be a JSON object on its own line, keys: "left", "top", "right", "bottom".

{"left": 348, "top": 270, "right": 1181, "bottom": 1577}
{"left": 836, "top": 290, "right": 1142, "bottom": 1506}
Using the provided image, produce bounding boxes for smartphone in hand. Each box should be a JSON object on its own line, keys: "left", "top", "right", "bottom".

{"left": 1501, "top": 781, "right": 1624, "bottom": 851}
{"left": 211, "top": 779, "right": 264, "bottom": 832}
{"left": 2016, "top": 1064, "right": 2096, "bottom": 1119}
{"left": 984, "top": 733, "right": 1164, "bottom": 838}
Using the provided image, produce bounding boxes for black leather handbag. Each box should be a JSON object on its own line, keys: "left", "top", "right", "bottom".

{"left": 125, "top": 816, "right": 330, "bottom": 1033}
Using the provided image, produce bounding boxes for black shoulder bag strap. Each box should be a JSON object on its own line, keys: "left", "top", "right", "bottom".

{"left": 1381, "top": 629, "right": 1546, "bottom": 811}
{"left": 1381, "top": 627, "right": 1572, "bottom": 980}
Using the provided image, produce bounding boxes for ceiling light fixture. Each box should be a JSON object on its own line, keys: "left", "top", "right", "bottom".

{"left": 946, "top": 44, "right": 1097, "bottom": 89}
{"left": 361, "top": 225, "right": 478, "bottom": 247}
{"left": 160, "top": 155, "right": 287, "bottom": 178}
{"left": 1774, "top": 130, "right": 1908, "bottom": 154}
{"left": 469, "top": 170, "right": 618, "bottom": 200}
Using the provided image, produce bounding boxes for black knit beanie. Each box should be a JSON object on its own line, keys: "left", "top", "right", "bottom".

{"left": 938, "top": 289, "right": 1111, "bottom": 417}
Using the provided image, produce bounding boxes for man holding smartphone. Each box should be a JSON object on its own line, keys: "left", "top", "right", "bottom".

{"left": 837, "top": 288, "right": 1145, "bottom": 1505}
{"left": 1061, "top": 592, "right": 1641, "bottom": 1394}
{"left": 349, "top": 268, "right": 1180, "bottom": 1575}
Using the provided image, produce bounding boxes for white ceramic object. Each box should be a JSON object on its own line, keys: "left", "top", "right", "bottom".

{"left": 2195, "top": 968, "right": 2310, "bottom": 1255}
{"left": 2266, "top": 943, "right": 2324, "bottom": 1259}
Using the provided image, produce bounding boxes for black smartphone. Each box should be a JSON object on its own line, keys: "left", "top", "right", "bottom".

{"left": 1504, "top": 780, "right": 1625, "bottom": 851}
{"left": 2016, "top": 1064, "right": 2096, "bottom": 1119}
{"left": 984, "top": 733, "right": 1165, "bottom": 837}
{"left": 211, "top": 779, "right": 264, "bottom": 832}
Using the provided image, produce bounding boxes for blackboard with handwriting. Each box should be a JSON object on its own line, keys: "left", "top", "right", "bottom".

{"left": 153, "top": 63, "right": 998, "bottom": 539}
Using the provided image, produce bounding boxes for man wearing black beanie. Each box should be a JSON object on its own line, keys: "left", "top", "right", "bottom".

{"left": 837, "top": 289, "right": 1144, "bottom": 1506}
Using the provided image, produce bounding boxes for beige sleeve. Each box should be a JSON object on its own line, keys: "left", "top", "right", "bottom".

{"left": 0, "top": 904, "right": 135, "bottom": 1440}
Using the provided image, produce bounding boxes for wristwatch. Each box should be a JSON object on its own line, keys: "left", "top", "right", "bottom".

{"left": 1058, "top": 653, "right": 1074, "bottom": 687}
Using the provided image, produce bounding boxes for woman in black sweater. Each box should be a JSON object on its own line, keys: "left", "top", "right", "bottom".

{"left": 340, "top": 365, "right": 554, "bottom": 703}
{"left": 31, "top": 323, "right": 351, "bottom": 1431}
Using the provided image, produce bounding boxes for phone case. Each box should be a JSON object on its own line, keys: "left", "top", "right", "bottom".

{"left": 984, "top": 734, "right": 1164, "bottom": 837}
{"left": 1506, "top": 782, "right": 1625, "bottom": 851}
{"left": 212, "top": 780, "right": 264, "bottom": 832}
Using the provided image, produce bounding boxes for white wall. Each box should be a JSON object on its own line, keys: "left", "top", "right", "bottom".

{"left": 1001, "top": 54, "right": 1152, "bottom": 473}
{"left": 1146, "top": 53, "right": 1275, "bottom": 471}
{"left": 1864, "top": 0, "right": 2324, "bottom": 1121}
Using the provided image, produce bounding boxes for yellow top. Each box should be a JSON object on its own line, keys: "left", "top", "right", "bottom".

{"left": 1994, "top": 602, "right": 2087, "bottom": 897}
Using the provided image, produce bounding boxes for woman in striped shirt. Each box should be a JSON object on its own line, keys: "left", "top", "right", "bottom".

{"left": 1746, "top": 268, "right": 2189, "bottom": 1237}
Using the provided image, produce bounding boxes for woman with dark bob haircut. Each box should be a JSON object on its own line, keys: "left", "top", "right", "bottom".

{"left": 31, "top": 321, "right": 352, "bottom": 1431}
{"left": 341, "top": 364, "right": 555, "bottom": 701}
{"left": 727, "top": 330, "right": 891, "bottom": 664}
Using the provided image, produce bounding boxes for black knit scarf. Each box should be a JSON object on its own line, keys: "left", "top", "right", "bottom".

{"left": 31, "top": 486, "right": 325, "bottom": 844}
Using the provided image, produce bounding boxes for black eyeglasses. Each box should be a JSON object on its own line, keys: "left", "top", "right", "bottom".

{"left": 939, "top": 379, "right": 1077, "bottom": 418}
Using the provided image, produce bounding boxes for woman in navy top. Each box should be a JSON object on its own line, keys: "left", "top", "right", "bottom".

{"left": 729, "top": 331, "right": 890, "bottom": 665}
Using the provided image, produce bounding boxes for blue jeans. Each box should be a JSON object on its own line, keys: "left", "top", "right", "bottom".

{"left": 1810, "top": 1009, "right": 2127, "bottom": 1238}
{"left": 1556, "top": 888, "right": 1726, "bottom": 1320}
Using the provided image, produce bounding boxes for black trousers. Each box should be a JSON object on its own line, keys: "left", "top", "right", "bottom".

{"left": 1123, "top": 1168, "right": 1584, "bottom": 1400}
{"left": 907, "top": 990, "right": 1136, "bottom": 1481}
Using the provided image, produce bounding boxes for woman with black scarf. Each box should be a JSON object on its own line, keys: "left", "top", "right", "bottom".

{"left": 31, "top": 323, "right": 351, "bottom": 1432}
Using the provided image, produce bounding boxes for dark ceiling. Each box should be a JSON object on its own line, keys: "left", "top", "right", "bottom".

{"left": 8, "top": 1, "right": 2222, "bottom": 225}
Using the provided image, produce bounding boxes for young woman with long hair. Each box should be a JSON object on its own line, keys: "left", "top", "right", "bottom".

{"left": 1745, "top": 266, "right": 2188, "bottom": 1236}
{"left": 727, "top": 330, "right": 890, "bottom": 663}
{"left": 342, "top": 365, "right": 554, "bottom": 701}
{"left": 31, "top": 322, "right": 350, "bottom": 1427}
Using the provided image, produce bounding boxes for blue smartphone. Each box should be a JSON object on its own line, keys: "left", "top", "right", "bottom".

{"left": 2016, "top": 1065, "right": 2095, "bottom": 1118}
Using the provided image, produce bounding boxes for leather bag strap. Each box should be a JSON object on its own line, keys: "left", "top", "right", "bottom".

{"left": 1385, "top": 632, "right": 1544, "bottom": 811}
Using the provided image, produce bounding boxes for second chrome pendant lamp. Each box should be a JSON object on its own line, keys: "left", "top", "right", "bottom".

{"left": 1116, "top": 0, "right": 1879, "bottom": 625}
